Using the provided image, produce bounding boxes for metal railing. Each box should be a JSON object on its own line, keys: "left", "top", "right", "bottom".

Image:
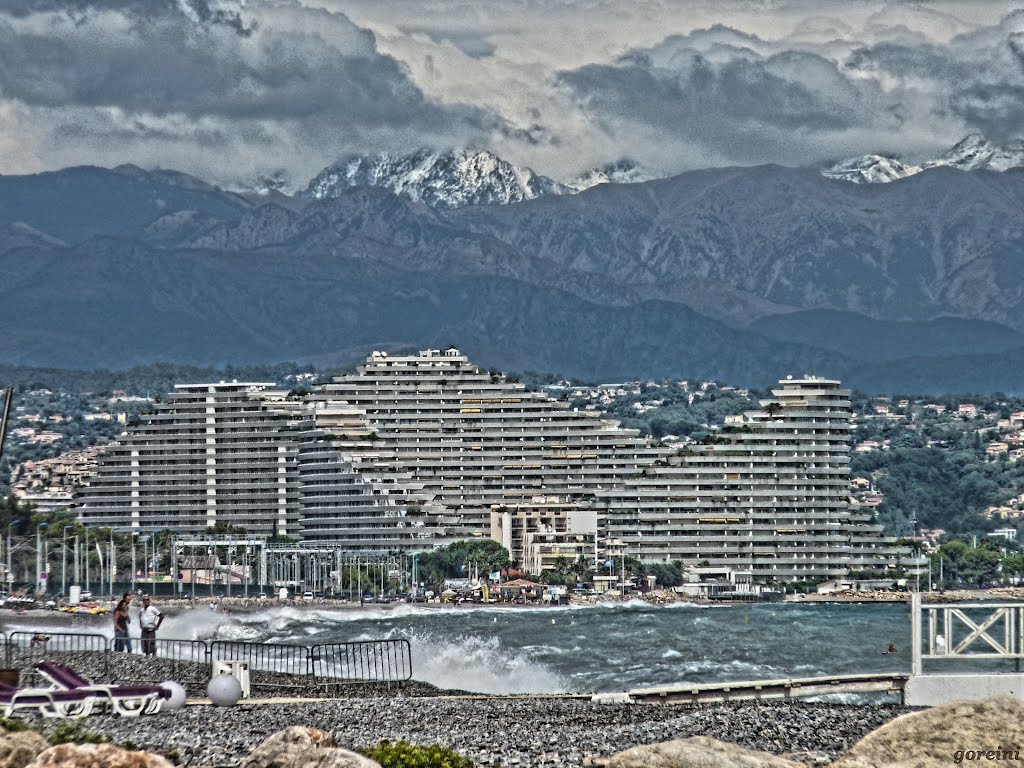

{"left": 0, "top": 633, "right": 411, "bottom": 693}
{"left": 912, "top": 594, "right": 1024, "bottom": 673}
{"left": 7, "top": 631, "right": 110, "bottom": 683}
{"left": 311, "top": 639, "right": 413, "bottom": 686}
{"left": 108, "top": 638, "right": 210, "bottom": 686}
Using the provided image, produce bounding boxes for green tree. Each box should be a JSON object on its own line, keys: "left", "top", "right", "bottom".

{"left": 939, "top": 540, "right": 969, "bottom": 584}
{"left": 961, "top": 547, "right": 1001, "bottom": 587}
{"left": 414, "top": 540, "right": 512, "bottom": 593}
{"left": 1002, "top": 553, "right": 1024, "bottom": 584}
{"left": 206, "top": 522, "right": 247, "bottom": 535}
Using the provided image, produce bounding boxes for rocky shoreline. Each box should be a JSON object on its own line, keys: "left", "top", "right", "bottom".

{"left": 32, "top": 698, "right": 909, "bottom": 767}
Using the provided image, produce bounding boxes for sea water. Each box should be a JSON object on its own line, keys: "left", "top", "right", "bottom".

{"left": 160, "top": 600, "right": 916, "bottom": 694}
{"left": 4, "top": 601, "right": 923, "bottom": 695}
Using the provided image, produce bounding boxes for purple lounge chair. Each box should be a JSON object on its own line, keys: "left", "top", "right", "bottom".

{"left": 35, "top": 661, "right": 170, "bottom": 716}
{"left": 0, "top": 680, "right": 96, "bottom": 719}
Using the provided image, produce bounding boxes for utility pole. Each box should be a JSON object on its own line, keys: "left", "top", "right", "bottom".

{"left": 0, "top": 389, "right": 12, "bottom": 593}
{"left": 0, "top": 388, "right": 12, "bottom": 472}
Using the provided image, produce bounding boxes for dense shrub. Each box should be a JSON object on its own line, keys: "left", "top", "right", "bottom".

{"left": 360, "top": 740, "right": 475, "bottom": 768}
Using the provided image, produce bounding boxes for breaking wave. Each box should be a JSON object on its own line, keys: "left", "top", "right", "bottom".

{"left": 3, "top": 601, "right": 912, "bottom": 695}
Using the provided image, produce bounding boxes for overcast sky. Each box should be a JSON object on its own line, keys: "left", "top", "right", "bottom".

{"left": 1, "top": 0, "right": 1022, "bottom": 187}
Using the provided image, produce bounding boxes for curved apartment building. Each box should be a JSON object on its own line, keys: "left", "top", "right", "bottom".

{"left": 76, "top": 382, "right": 302, "bottom": 537}
{"left": 303, "top": 348, "right": 663, "bottom": 548}
{"left": 598, "top": 376, "right": 895, "bottom": 581}
{"left": 75, "top": 353, "right": 900, "bottom": 579}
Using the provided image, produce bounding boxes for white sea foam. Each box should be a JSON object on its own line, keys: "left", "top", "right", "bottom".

{"left": 404, "top": 632, "right": 567, "bottom": 695}
{"left": 160, "top": 607, "right": 243, "bottom": 640}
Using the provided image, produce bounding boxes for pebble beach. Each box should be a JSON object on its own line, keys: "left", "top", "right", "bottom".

{"left": 36, "top": 698, "right": 911, "bottom": 767}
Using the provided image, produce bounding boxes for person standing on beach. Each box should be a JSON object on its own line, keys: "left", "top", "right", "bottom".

{"left": 113, "top": 594, "right": 132, "bottom": 652}
{"left": 139, "top": 595, "right": 164, "bottom": 657}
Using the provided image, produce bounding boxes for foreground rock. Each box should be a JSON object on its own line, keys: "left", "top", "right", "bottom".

{"left": 0, "top": 728, "right": 49, "bottom": 768}
{"left": 608, "top": 736, "right": 803, "bottom": 768}
{"left": 240, "top": 727, "right": 380, "bottom": 768}
{"left": 25, "top": 743, "right": 174, "bottom": 768}
{"left": 833, "top": 696, "right": 1024, "bottom": 768}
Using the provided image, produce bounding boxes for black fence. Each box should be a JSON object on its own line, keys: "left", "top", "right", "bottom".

{"left": 311, "top": 640, "right": 414, "bottom": 687}
{"left": 1, "top": 632, "right": 412, "bottom": 694}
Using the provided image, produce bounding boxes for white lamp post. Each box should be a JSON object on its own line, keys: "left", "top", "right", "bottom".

{"left": 6, "top": 518, "right": 20, "bottom": 591}
{"left": 35, "top": 522, "right": 48, "bottom": 596}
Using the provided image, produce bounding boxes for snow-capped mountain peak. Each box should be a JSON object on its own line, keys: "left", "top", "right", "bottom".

{"left": 305, "top": 149, "right": 571, "bottom": 209}
{"left": 825, "top": 134, "right": 1024, "bottom": 184}
{"left": 924, "top": 133, "right": 1024, "bottom": 173}
{"left": 821, "top": 154, "right": 921, "bottom": 184}
{"left": 569, "top": 159, "right": 656, "bottom": 190}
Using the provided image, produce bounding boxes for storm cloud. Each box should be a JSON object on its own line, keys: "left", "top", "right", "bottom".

{"left": 0, "top": 0, "right": 520, "bottom": 185}
{"left": 1, "top": 1, "right": 1023, "bottom": 186}
{"left": 554, "top": 7, "right": 1024, "bottom": 172}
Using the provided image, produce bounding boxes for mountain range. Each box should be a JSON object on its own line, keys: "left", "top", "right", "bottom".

{"left": 301, "top": 150, "right": 654, "bottom": 208}
{"left": 4, "top": 145, "right": 1024, "bottom": 392}
{"left": 824, "top": 134, "right": 1024, "bottom": 184}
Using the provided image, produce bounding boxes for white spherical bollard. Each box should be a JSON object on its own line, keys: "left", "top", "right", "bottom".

{"left": 206, "top": 673, "right": 242, "bottom": 707}
{"left": 160, "top": 680, "right": 187, "bottom": 711}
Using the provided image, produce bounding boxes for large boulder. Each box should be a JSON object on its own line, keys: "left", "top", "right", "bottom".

{"left": 832, "top": 696, "right": 1024, "bottom": 768}
{"left": 0, "top": 728, "right": 49, "bottom": 768}
{"left": 25, "top": 743, "right": 175, "bottom": 768}
{"left": 608, "top": 736, "right": 804, "bottom": 768}
{"left": 240, "top": 727, "right": 381, "bottom": 768}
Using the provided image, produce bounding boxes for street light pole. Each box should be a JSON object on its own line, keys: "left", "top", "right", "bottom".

{"left": 108, "top": 530, "right": 114, "bottom": 598}
{"left": 6, "top": 518, "right": 19, "bottom": 592}
{"left": 84, "top": 527, "right": 89, "bottom": 593}
{"left": 35, "top": 522, "right": 48, "bottom": 596}
{"left": 131, "top": 533, "right": 137, "bottom": 594}
{"left": 62, "top": 525, "right": 73, "bottom": 598}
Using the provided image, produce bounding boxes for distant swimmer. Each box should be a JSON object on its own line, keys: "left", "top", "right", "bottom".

{"left": 883, "top": 642, "right": 897, "bottom": 655}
